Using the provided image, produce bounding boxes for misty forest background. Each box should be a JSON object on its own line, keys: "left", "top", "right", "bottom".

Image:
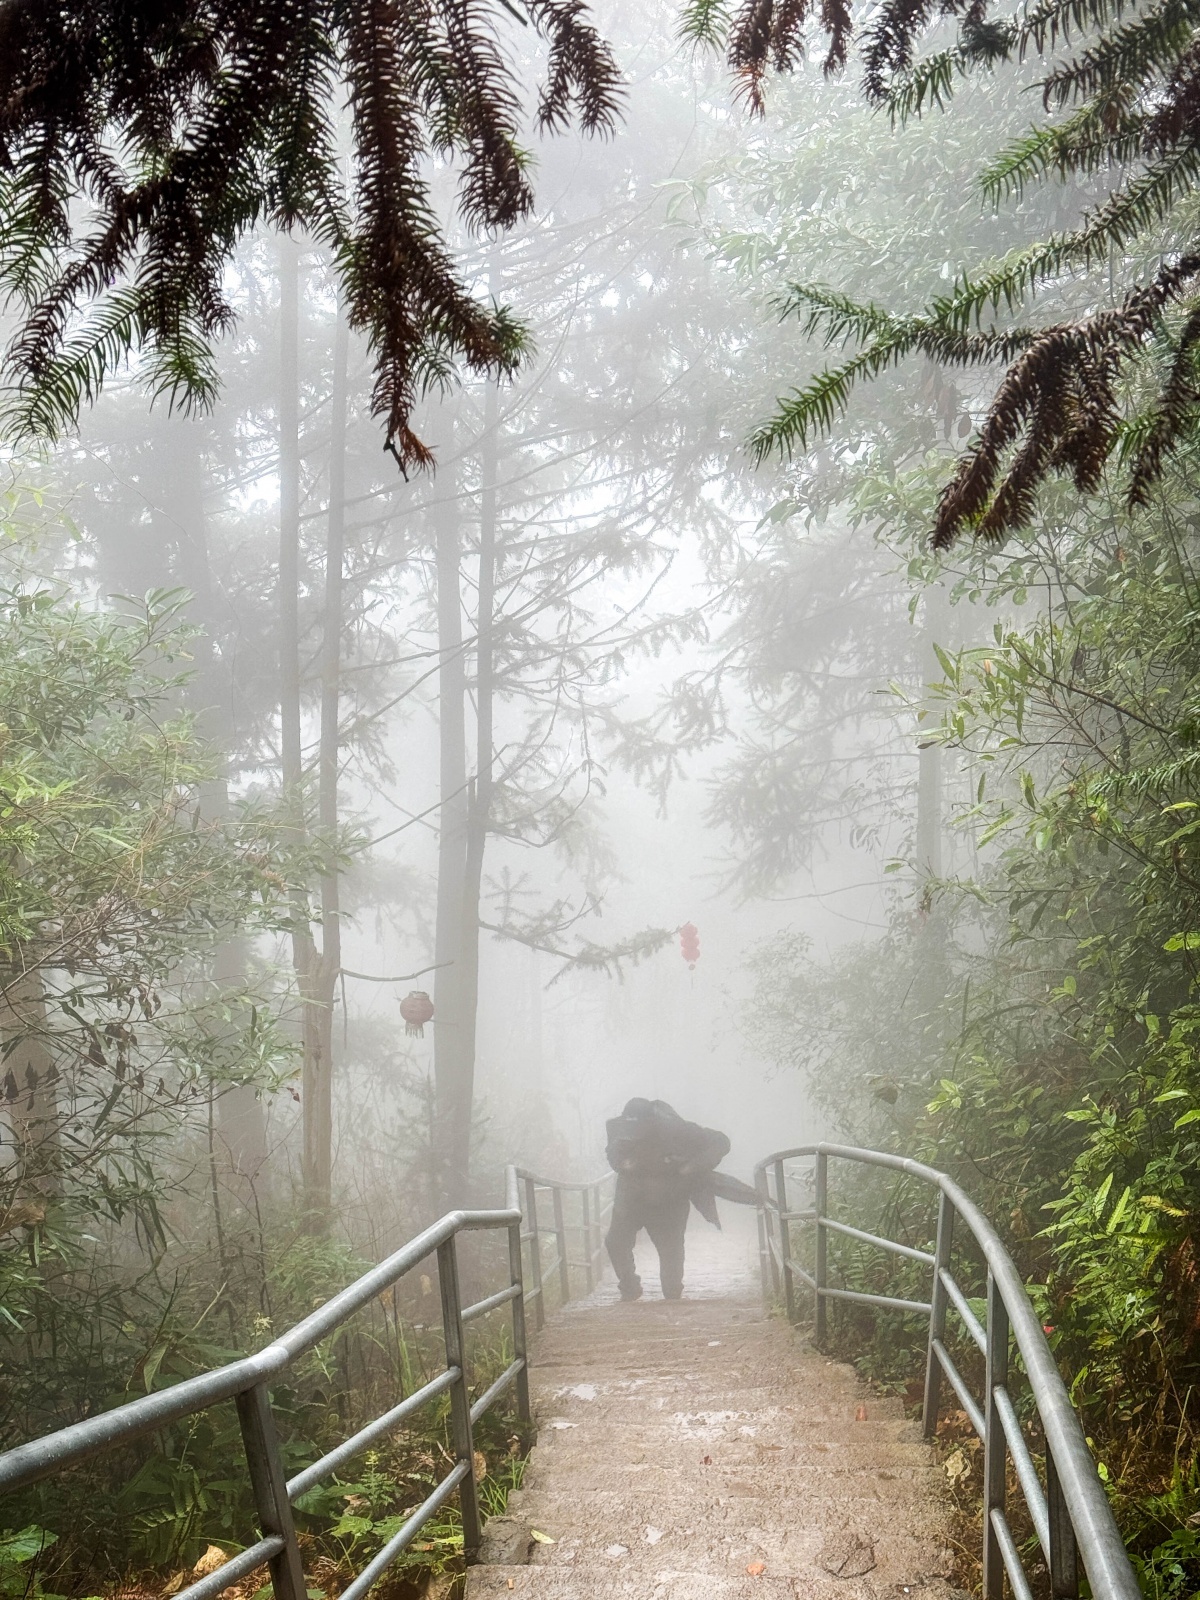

{"left": 5, "top": 0, "right": 1200, "bottom": 1595}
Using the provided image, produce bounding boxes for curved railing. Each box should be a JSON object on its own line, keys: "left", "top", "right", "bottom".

{"left": 0, "top": 1164, "right": 609, "bottom": 1600}
{"left": 756, "top": 1143, "right": 1141, "bottom": 1600}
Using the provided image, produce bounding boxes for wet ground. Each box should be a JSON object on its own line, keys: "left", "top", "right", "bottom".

{"left": 467, "top": 1207, "right": 958, "bottom": 1600}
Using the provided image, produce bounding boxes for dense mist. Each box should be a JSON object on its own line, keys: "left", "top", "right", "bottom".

{"left": 4, "top": 0, "right": 1200, "bottom": 1588}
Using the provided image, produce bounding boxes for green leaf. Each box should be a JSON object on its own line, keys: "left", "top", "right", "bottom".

{"left": 0, "top": 1528, "right": 58, "bottom": 1565}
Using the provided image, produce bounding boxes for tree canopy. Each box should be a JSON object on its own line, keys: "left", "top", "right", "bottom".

{"left": 688, "top": 0, "right": 1200, "bottom": 542}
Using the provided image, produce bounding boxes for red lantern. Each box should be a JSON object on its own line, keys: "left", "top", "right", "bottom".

{"left": 400, "top": 990, "right": 435, "bottom": 1038}
{"left": 679, "top": 922, "right": 700, "bottom": 970}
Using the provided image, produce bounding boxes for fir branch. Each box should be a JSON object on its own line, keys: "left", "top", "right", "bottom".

{"left": 0, "top": 0, "right": 621, "bottom": 464}
{"left": 1037, "top": 0, "right": 1200, "bottom": 109}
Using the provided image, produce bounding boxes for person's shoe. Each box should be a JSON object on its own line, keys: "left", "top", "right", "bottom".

{"left": 662, "top": 1288, "right": 683, "bottom": 1300}
{"left": 619, "top": 1281, "right": 643, "bottom": 1301}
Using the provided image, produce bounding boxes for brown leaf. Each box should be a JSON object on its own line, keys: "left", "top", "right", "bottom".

{"left": 191, "top": 1546, "right": 230, "bottom": 1579}
{"left": 746, "top": 1562, "right": 766, "bottom": 1577}
{"left": 854, "top": 1404, "right": 868, "bottom": 1422}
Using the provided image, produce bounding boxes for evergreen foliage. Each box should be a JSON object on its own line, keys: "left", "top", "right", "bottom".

{"left": 0, "top": 0, "right": 620, "bottom": 471}
{"left": 684, "top": 0, "right": 1200, "bottom": 542}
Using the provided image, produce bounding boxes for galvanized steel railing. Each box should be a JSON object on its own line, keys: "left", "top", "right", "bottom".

{"left": 0, "top": 1163, "right": 607, "bottom": 1600}
{"left": 756, "top": 1143, "right": 1141, "bottom": 1600}
{"left": 513, "top": 1166, "right": 615, "bottom": 1330}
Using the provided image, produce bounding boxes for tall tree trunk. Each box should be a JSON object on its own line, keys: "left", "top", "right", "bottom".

{"left": 278, "top": 239, "right": 325, "bottom": 1218}
{"left": 167, "top": 419, "right": 270, "bottom": 1199}
{"left": 432, "top": 428, "right": 472, "bottom": 1208}
{"left": 916, "top": 585, "right": 947, "bottom": 882}
{"left": 307, "top": 301, "right": 350, "bottom": 1212}
{"left": 452, "top": 381, "right": 499, "bottom": 1198}
{"left": 916, "top": 746, "right": 942, "bottom": 880}
{"left": 914, "top": 583, "right": 952, "bottom": 1033}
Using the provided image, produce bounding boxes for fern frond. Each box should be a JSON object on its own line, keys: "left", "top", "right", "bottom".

{"left": 884, "top": 49, "right": 964, "bottom": 121}
{"left": 772, "top": 284, "right": 906, "bottom": 346}
{"left": 1019, "top": 0, "right": 1139, "bottom": 58}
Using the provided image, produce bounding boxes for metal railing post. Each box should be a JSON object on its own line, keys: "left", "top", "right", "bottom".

{"left": 923, "top": 1191, "right": 954, "bottom": 1439}
{"left": 982, "top": 1269, "right": 1009, "bottom": 1600}
{"left": 235, "top": 1383, "right": 307, "bottom": 1600}
{"left": 524, "top": 1176, "right": 545, "bottom": 1332}
{"left": 507, "top": 1217, "right": 531, "bottom": 1424}
{"left": 552, "top": 1184, "right": 570, "bottom": 1306}
{"left": 755, "top": 1167, "right": 775, "bottom": 1298}
{"left": 1046, "top": 1447, "right": 1080, "bottom": 1598}
{"left": 437, "top": 1234, "right": 482, "bottom": 1562}
{"left": 814, "top": 1150, "right": 828, "bottom": 1345}
{"left": 581, "top": 1187, "right": 595, "bottom": 1292}
{"left": 774, "top": 1158, "right": 796, "bottom": 1322}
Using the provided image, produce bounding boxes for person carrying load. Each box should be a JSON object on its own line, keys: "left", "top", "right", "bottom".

{"left": 603, "top": 1097, "right": 757, "bottom": 1301}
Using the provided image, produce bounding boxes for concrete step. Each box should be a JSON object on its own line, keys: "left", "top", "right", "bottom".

{"left": 511, "top": 1467, "right": 939, "bottom": 1508}
{"left": 468, "top": 1566, "right": 960, "bottom": 1600}
{"left": 467, "top": 1221, "right": 953, "bottom": 1600}
{"left": 521, "top": 1522, "right": 949, "bottom": 1582}
{"left": 531, "top": 1418, "right": 927, "bottom": 1456}
{"left": 535, "top": 1392, "right": 908, "bottom": 1423}
{"left": 515, "top": 1460, "right": 940, "bottom": 1501}
{"left": 508, "top": 1484, "right": 940, "bottom": 1536}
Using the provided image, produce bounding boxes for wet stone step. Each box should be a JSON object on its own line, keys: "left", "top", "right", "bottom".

{"left": 466, "top": 1212, "right": 952, "bottom": 1600}
{"left": 468, "top": 1566, "right": 963, "bottom": 1600}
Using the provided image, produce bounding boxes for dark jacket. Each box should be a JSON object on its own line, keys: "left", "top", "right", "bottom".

{"left": 605, "top": 1098, "right": 741, "bottom": 1224}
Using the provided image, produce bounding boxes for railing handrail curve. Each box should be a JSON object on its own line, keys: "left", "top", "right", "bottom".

{"left": 755, "top": 1141, "right": 1141, "bottom": 1600}
{"left": 0, "top": 1162, "right": 607, "bottom": 1600}
{"left": 0, "top": 1201, "right": 520, "bottom": 1495}
{"left": 509, "top": 1163, "right": 612, "bottom": 1192}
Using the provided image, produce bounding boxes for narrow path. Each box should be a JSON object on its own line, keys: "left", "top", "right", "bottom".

{"left": 469, "top": 1208, "right": 957, "bottom": 1600}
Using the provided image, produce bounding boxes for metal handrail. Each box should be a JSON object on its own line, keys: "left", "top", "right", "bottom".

{"left": 755, "top": 1143, "right": 1141, "bottom": 1600}
{"left": 0, "top": 1162, "right": 617, "bottom": 1600}
{"left": 511, "top": 1165, "right": 615, "bottom": 1331}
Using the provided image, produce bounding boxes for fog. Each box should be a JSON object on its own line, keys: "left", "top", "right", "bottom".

{"left": 3, "top": 0, "right": 1031, "bottom": 1244}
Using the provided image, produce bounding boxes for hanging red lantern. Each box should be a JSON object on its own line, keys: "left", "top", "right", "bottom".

{"left": 400, "top": 990, "right": 435, "bottom": 1038}
{"left": 679, "top": 922, "right": 700, "bottom": 970}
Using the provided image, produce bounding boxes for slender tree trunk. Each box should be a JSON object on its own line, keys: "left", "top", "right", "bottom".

{"left": 167, "top": 420, "right": 270, "bottom": 1198}
{"left": 278, "top": 239, "right": 326, "bottom": 1218}
{"left": 914, "top": 583, "right": 952, "bottom": 1033}
{"left": 916, "top": 747, "right": 942, "bottom": 880}
{"left": 280, "top": 240, "right": 304, "bottom": 810}
{"left": 307, "top": 302, "right": 350, "bottom": 1211}
{"left": 452, "top": 381, "right": 499, "bottom": 1198}
{"left": 433, "top": 428, "right": 472, "bottom": 1208}
{"left": 916, "top": 585, "right": 947, "bottom": 882}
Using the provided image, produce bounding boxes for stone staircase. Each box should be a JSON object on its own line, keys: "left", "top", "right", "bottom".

{"left": 467, "top": 1208, "right": 958, "bottom": 1600}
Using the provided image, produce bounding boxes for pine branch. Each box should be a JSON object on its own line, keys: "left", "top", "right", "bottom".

{"left": 1039, "top": 0, "right": 1200, "bottom": 107}
{"left": 0, "top": 0, "right": 621, "bottom": 464}
{"left": 979, "top": 107, "right": 1148, "bottom": 202}
{"left": 679, "top": 0, "right": 732, "bottom": 45}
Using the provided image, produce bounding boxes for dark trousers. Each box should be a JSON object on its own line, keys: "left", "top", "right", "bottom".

{"left": 605, "top": 1180, "right": 691, "bottom": 1299}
